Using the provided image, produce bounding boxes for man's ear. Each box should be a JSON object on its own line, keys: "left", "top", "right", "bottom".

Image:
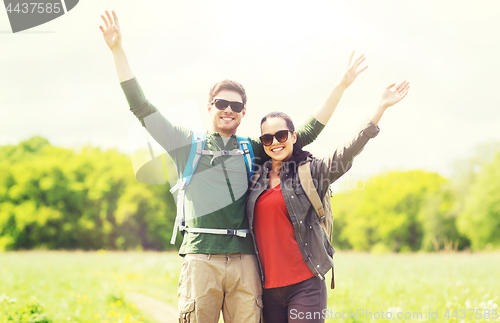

{"left": 207, "top": 103, "right": 212, "bottom": 113}
{"left": 241, "top": 107, "right": 247, "bottom": 117}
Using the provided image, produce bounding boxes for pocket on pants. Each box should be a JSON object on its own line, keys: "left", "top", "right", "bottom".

{"left": 256, "top": 296, "right": 264, "bottom": 323}
{"left": 178, "top": 298, "right": 195, "bottom": 323}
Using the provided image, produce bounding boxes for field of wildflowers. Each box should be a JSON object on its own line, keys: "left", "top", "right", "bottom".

{"left": 1, "top": 251, "right": 499, "bottom": 322}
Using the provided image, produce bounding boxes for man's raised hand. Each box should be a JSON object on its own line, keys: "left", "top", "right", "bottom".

{"left": 339, "top": 50, "right": 368, "bottom": 88}
{"left": 99, "top": 10, "right": 122, "bottom": 52}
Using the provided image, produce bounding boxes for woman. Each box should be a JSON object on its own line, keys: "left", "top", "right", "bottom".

{"left": 246, "top": 81, "right": 410, "bottom": 323}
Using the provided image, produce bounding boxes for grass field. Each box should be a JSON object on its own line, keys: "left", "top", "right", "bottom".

{"left": 1, "top": 251, "right": 499, "bottom": 322}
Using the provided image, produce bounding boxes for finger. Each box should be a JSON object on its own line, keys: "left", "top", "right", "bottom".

{"left": 386, "top": 83, "right": 396, "bottom": 90}
{"left": 113, "top": 25, "right": 121, "bottom": 36}
{"left": 105, "top": 10, "right": 114, "bottom": 26}
{"left": 395, "top": 80, "right": 407, "bottom": 91}
{"left": 99, "top": 25, "right": 104, "bottom": 33}
{"left": 356, "top": 65, "right": 368, "bottom": 75}
{"left": 399, "top": 82, "right": 410, "bottom": 93}
{"left": 347, "top": 50, "right": 354, "bottom": 67}
{"left": 400, "top": 90, "right": 409, "bottom": 100}
{"left": 354, "top": 54, "right": 365, "bottom": 65}
{"left": 354, "top": 56, "right": 365, "bottom": 69}
{"left": 101, "top": 15, "right": 109, "bottom": 28}
{"left": 112, "top": 10, "right": 120, "bottom": 28}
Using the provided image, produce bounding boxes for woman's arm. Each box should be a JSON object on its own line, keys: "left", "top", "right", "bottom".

{"left": 99, "top": 10, "right": 134, "bottom": 82}
{"left": 312, "top": 51, "right": 368, "bottom": 125}
{"left": 295, "top": 51, "right": 368, "bottom": 147}
{"left": 316, "top": 81, "right": 410, "bottom": 186}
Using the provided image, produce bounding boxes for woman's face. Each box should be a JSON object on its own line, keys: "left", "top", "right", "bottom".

{"left": 261, "top": 117, "right": 297, "bottom": 162}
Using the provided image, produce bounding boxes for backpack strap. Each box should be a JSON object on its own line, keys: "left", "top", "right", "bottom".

{"left": 298, "top": 162, "right": 325, "bottom": 223}
{"left": 236, "top": 136, "right": 255, "bottom": 181}
{"left": 170, "top": 130, "right": 206, "bottom": 244}
{"left": 298, "top": 162, "right": 335, "bottom": 289}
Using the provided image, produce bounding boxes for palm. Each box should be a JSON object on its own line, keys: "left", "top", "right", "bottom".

{"left": 381, "top": 81, "right": 410, "bottom": 107}
{"left": 340, "top": 51, "right": 368, "bottom": 88}
{"left": 99, "top": 10, "right": 121, "bottom": 51}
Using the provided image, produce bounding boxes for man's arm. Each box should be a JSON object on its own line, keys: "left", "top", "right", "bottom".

{"left": 100, "top": 10, "right": 192, "bottom": 166}
{"left": 296, "top": 51, "right": 368, "bottom": 147}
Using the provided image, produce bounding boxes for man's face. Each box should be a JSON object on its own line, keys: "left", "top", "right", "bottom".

{"left": 207, "top": 90, "right": 246, "bottom": 136}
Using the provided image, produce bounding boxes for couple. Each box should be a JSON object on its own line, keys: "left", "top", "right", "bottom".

{"left": 100, "top": 10, "right": 409, "bottom": 323}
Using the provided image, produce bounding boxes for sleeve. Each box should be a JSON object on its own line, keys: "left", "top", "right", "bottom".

{"left": 314, "top": 119, "right": 380, "bottom": 190}
{"left": 249, "top": 137, "right": 269, "bottom": 166}
{"left": 120, "top": 77, "right": 192, "bottom": 169}
{"left": 295, "top": 116, "right": 325, "bottom": 148}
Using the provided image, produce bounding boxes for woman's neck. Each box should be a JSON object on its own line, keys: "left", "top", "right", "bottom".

{"left": 271, "top": 159, "right": 283, "bottom": 174}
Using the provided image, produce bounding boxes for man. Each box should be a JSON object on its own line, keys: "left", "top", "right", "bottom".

{"left": 99, "top": 10, "right": 367, "bottom": 322}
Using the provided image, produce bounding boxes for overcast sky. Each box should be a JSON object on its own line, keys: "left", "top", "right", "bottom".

{"left": 2, "top": 0, "right": 499, "bottom": 186}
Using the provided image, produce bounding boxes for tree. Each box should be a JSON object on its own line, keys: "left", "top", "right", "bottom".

{"left": 332, "top": 170, "right": 446, "bottom": 252}
{"left": 457, "top": 151, "right": 500, "bottom": 250}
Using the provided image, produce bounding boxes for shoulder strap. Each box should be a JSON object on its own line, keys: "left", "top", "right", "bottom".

{"left": 170, "top": 130, "right": 206, "bottom": 245}
{"left": 298, "top": 162, "right": 324, "bottom": 221}
{"left": 236, "top": 136, "right": 255, "bottom": 182}
{"left": 298, "top": 161, "right": 335, "bottom": 290}
{"left": 184, "top": 131, "right": 206, "bottom": 186}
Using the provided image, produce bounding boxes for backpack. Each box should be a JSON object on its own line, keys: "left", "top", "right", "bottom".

{"left": 169, "top": 130, "right": 255, "bottom": 244}
{"left": 297, "top": 162, "right": 335, "bottom": 289}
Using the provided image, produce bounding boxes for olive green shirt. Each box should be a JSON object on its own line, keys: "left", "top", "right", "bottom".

{"left": 121, "top": 77, "right": 325, "bottom": 255}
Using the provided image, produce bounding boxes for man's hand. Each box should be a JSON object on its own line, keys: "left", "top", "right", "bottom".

{"left": 380, "top": 81, "right": 410, "bottom": 109}
{"left": 339, "top": 51, "right": 368, "bottom": 88}
{"left": 99, "top": 10, "right": 122, "bottom": 52}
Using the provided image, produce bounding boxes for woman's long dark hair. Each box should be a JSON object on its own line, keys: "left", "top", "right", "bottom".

{"left": 260, "top": 112, "right": 312, "bottom": 167}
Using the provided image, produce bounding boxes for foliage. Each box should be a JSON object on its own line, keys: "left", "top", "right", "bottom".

{"left": 0, "top": 294, "right": 51, "bottom": 323}
{"left": 332, "top": 170, "right": 447, "bottom": 252}
{"left": 0, "top": 137, "right": 177, "bottom": 251}
{"left": 457, "top": 151, "right": 500, "bottom": 250}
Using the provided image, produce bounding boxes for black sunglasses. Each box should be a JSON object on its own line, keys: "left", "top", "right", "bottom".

{"left": 259, "top": 130, "right": 291, "bottom": 146}
{"left": 210, "top": 99, "right": 245, "bottom": 113}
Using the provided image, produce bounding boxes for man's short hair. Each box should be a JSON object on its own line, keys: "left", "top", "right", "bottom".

{"left": 208, "top": 80, "right": 247, "bottom": 106}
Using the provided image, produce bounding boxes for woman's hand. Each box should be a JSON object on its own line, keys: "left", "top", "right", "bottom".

{"left": 339, "top": 51, "right": 368, "bottom": 88}
{"left": 99, "top": 10, "right": 122, "bottom": 52}
{"left": 370, "top": 81, "right": 410, "bottom": 125}
{"left": 380, "top": 81, "right": 410, "bottom": 109}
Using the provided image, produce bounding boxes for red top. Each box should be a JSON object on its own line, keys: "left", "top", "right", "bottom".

{"left": 253, "top": 184, "right": 314, "bottom": 289}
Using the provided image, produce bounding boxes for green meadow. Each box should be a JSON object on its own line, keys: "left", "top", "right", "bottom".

{"left": 1, "top": 251, "right": 499, "bottom": 323}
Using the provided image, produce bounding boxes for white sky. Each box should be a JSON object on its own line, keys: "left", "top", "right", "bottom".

{"left": 1, "top": 0, "right": 500, "bottom": 184}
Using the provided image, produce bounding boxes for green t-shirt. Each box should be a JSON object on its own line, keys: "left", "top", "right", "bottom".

{"left": 121, "top": 77, "right": 325, "bottom": 255}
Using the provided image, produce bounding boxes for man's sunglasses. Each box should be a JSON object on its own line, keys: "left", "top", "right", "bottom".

{"left": 259, "top": 130, "right": 291, "bottom": 146}
{"left": 210, "top": 99, "right": 245, "bottom": 113}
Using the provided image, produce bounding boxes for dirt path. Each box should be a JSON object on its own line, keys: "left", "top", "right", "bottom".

{"left": 125, "top": 292, "right": 177, "bottom": 323}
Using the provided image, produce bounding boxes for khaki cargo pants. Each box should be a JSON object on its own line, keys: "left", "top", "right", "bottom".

{"left": 178, "top": 253, "right": 263, "bottom": 323}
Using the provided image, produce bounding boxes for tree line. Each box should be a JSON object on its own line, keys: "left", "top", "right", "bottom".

{"left": 1, "top": 137, "right": 499, "bottom": 251}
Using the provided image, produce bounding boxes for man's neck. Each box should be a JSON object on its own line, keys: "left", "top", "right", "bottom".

{"left": 210, "top": 127, "right": 236, "bottom": 138}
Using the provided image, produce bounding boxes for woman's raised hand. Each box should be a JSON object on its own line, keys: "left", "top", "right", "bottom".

{"left": 380, "top": 81, "right": 410, "bottom": 108}
{"left": 99, "top": 10, "right": 122, "bottom": 52}
{"left": 339, "top": 50, "right": 368, "bottom": 88}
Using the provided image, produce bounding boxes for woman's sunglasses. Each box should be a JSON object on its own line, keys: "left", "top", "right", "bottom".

{"left": 210, "top": 99, "right": 245, "bottom": 113}
{"left": 260, "top": 130, "right": 291, "bottom": 146}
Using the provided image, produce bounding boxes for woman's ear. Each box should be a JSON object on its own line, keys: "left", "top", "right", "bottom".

{"left": 292, "top": 131, "right": 297, "bottom": 144}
